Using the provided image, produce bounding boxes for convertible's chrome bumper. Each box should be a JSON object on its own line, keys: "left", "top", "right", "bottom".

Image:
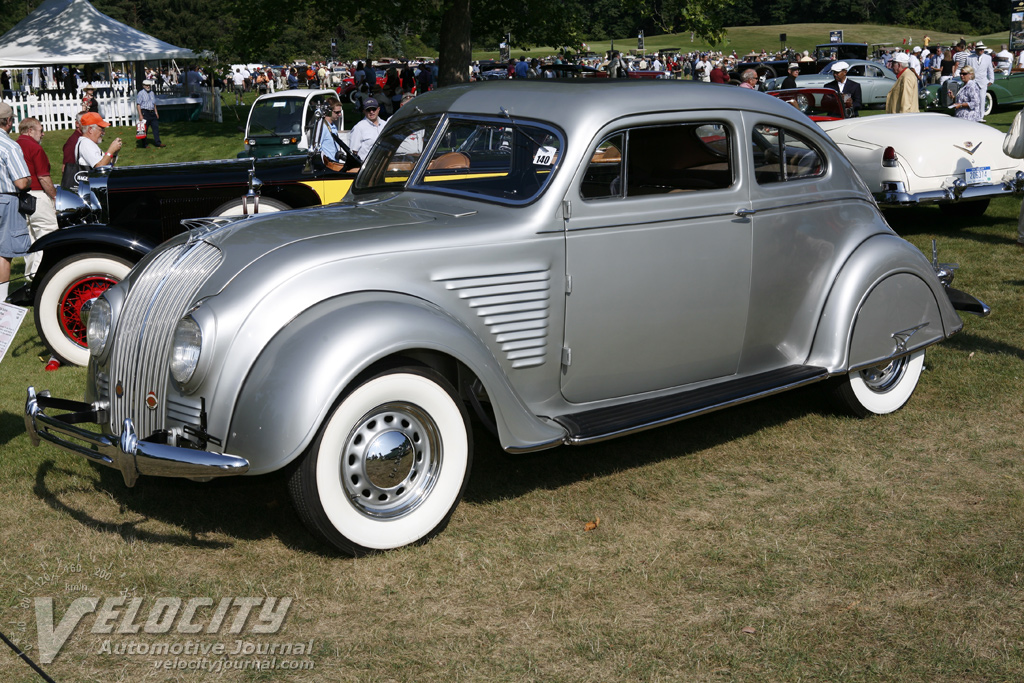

{"left": 878, "top": 172, "right": 1024, "bottom": 206}
{"left": 24, "top": 387, "right": 249, "bottom": 487}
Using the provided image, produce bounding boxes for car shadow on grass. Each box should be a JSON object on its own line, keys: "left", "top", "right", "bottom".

{"left": 882, "top": 206, "right": 1019, "bottom": 245}
{"left": 29, "top": 384, "right": 846, "bottom": 556}
{"left": 464, "top": 383, "right": 836, "bottom": 505}
{"left": 32, "top": 459, "right": 326, "bottom": 553}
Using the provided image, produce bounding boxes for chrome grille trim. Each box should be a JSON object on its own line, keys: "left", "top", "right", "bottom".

{"left": 109, "top": 242, "right": 223, "bottom": 436}
{"left": 437, "top": 268, "right": 550, "bottom": 369}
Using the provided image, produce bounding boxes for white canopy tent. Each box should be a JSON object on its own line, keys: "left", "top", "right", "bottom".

{"left": 0, "top": 0, "right": 196, "bottom": 67}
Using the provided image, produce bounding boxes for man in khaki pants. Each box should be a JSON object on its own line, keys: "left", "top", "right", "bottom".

{"left": 14, "top": 117, "right": 57, "bottom": 279}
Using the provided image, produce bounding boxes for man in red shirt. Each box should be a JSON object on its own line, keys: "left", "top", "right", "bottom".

{"left": 709, "top": 60, "right": 730, "bottom": 84}
{"left": 61, "top": 111, "right": 84, "bottom": 187}
{"left": 15, "top": 117, "right": 57, "bottom": 280}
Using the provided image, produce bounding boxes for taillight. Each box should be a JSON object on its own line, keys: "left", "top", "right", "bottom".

{"left": 882, "top": 146, "right": 898, "bottom": 167}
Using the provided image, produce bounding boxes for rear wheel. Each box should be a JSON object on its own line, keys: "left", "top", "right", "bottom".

{"left": 289, "top": 367, "right": 473, "bottom": 555}
{"left": 34, "top": 253, "right": 133, "bottom": 366}
{"left": 834, "top": 349, "right": 925, "bottom": 417}
{"left": 984, "top": 91, "right": 994, "bottom": 118}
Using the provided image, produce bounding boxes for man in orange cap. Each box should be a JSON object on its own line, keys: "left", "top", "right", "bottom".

{"left": 73, "top": 112, "right": 122, "bottom": 169}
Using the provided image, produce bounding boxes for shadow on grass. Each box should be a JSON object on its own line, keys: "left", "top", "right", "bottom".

{"left": 32, "top": 459, "right": 325, "bottom": 553}
{"left": 0, "top": 411, "right": 27, "bottom": 447}
{"left": 942, "top": 329, "right": 1024, "bottom": 360}
{"left": 882, "top": 206, "right": 1016, "bottom": 244}
{"left": 464, "top": 383, "right": 834, "bottom": 504}
{"left": 29, "top": 383, "right": 839, "bottom": 556}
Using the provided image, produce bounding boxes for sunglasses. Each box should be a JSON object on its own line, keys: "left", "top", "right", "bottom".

{"left": 332, "top": 109, "right": 343, "bottom": 114}
{"left": 365, "top": 107, "right": 379, "bottom": 112}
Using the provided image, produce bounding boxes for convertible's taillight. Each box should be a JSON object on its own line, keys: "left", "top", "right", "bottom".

{"left": 882, "top": 146, "right": 898, "bottom": 167}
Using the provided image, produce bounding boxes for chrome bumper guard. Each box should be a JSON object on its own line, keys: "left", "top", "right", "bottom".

{"left": 879, "top": 172, "right": 1024, "bottom": 206}
{"left": 24, "top": 387, "right": 249, "bottom": 487}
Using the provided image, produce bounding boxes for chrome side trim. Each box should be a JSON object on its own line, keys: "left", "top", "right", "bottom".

{"left": 562, "top": 371, "right": 829, "bottom": 446}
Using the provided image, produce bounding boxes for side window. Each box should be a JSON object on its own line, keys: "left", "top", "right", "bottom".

{"left": 581, "top": 134, "right": 623, "bottom": 199}
{"left": 848, "top": 65, "right": 865, "bottom": 77}
{"left": 752, "top": 124, "right": 826, "bottom": 184}
{"left": 581, "top": 122, "right": 733, "bottom": 200}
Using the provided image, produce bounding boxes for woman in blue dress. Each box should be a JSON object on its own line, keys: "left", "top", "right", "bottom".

{"left": 952, "top": 66, "right": 983, "bottom": 121}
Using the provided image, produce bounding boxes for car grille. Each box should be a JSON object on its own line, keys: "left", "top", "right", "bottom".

{"left": 108, "top": 241, "right": 223, "bottom": 437}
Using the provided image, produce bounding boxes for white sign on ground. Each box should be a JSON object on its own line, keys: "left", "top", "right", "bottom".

{"left": 0, "top": 301, "right": 27, "bottom": 363}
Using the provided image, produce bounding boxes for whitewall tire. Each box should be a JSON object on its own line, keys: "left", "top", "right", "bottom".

{"left": 835, "top": 349, "right": 925, "bottom": 417}
{"left": 34, "top": 253, "right": 133, "bottom": 366}
{"left": 209, "top": 196, "right": 290, "bottom": 217}
{"left": 289, "top": 367, "right": 472, "bottom": 555}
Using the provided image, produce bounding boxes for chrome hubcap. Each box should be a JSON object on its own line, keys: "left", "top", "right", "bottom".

{"left": 341, "top": 402, "right": 442, "bottom": 519}
{"left": 860, "top": 355, "right": 909, "bottom": 393}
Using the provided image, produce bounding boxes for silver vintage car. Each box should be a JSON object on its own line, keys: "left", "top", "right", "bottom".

{"left": 26, "top": 81, "right": 988, "bottom": 555}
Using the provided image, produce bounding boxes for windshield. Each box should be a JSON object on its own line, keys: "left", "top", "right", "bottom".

{"left": 248, "top": 97, "right": 308, "bottom": 137}
{"left": 354, "top": 114, "right": 564, "bottom": 204}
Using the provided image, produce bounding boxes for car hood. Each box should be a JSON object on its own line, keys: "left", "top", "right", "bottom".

{"left": 189, "top": 200, "right": 438, "bottom": 291}
{"left": 820, "top": 113, "right": 1021, "bottom": 178}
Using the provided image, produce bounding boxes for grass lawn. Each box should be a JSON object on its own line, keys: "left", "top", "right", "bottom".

{"left": 1, "top": 91, "right": 1024, "bottom": 682}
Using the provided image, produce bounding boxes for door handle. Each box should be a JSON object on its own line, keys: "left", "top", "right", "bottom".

{"left": 734, "top": 207, "right": 756, "bottom": 217}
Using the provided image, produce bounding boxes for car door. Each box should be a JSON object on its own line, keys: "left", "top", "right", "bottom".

{"left": 560, "top": 112, "right": 753, "bottom": 404}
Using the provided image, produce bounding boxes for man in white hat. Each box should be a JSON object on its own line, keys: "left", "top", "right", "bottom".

{"left": 910, "top": 46, "right": 923, "bottom": 77}
{"left": 967, "top": 41, "right": 994, "bottom": 111}
{"left": 885, "top": 52, "right": 919, "bottom": 113}
{"left": 136, "top": 79, "right": 165, "bottom": 148}
{"left": 825, "top": 61, "right": 862, "bottom": 116}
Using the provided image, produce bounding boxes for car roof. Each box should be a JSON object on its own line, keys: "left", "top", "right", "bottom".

{"left": 391, "top": 80, "right": 814, "bottom": 134}
{"left": 253, "top": 89, "right": 337, "bottom": 104}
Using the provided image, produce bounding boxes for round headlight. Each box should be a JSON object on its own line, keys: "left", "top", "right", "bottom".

{"left": 86, "top": 296, "right": 112, "bottom": 356}
{"left": 170, "top": 316, "right": 203, "bottom": 385}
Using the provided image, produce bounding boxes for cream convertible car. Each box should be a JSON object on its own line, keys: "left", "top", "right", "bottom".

{"left": 772, "top": 88, "right": 1024, "bottom": 217}
{"left": 26, "top": 81, "right": 988, "bottom": 555}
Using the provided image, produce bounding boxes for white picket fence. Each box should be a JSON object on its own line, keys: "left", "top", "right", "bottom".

{"left": 5, "top": 88, "right": 137, "bottom": 131}
{"left": 3, "top": 86, "right": 223, "bottom": 130}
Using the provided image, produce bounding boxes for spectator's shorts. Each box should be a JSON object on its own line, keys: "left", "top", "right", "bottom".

{"left": 0, "top": 195, "right": 30, "bottom": 258}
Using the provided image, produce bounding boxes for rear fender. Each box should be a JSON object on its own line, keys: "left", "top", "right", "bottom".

{"left": 226, "top": 292, "right": 566, "bottom": 474}
{"left": 808, "top": 234, "right": 962, "bottom": 372}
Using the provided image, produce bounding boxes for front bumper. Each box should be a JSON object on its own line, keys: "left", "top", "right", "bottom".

{"left": 24, "top": 387, "right": 249, "bottom": 487}
{"left": 878, "top": 172, "right": 1024, "bottom": 206}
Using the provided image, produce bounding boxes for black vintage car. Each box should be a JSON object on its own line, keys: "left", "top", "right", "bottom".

{"left": 9, "top": 154, "right": 357, "bottom": 367}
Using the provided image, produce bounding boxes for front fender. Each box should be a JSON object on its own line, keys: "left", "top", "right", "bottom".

{"left": 225, "top": 292, "right": 566, "bottom": 474}
{"left": 808, "top": 233, "right": 962, "bottom": 372}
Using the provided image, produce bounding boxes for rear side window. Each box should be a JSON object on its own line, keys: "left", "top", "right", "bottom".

{"left": 752, "top": 124, "right": 826, "bottom": 184}
{"left": 581, "top": 122, "right": 734, "bottom": 200}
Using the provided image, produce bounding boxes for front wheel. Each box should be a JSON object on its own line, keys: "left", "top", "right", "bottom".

{"left": 34, "top": 253, "right": 133, "bottom": 366}
{"left": 209, "top": 196, "right": 291, "bottom": 217}
{"left": 834, "top": 349, "right": 925, "bottom": 417}
{"left": 289, "top": 367, "right": 473, "bottom": 555}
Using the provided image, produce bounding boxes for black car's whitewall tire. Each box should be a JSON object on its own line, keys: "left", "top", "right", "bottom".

{"left": 290, "top": 367, "right": 472, "bottom": 555}
{"left": 835, "top": 349, "right": 925, "bottom": 417}
{"left": 34, "top": 253, "right": 133, "bottom": 366}
{"left": 209, "top": 196, "right": 291, "bottom": 217}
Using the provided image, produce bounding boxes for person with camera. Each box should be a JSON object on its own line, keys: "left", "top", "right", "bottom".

{"left": 75, "top": 112, "right": 122, "bottom": 169}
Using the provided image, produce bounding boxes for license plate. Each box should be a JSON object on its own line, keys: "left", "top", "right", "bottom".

{"left": 966, "top": 166, "right": 991, "bottom": 185}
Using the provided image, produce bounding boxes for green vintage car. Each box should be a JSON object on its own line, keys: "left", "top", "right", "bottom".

{"left": 922, "top": 69, "right": 1024, "bottom": 117}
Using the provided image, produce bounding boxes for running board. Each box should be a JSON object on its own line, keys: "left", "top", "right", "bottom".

{"left": 555, "top": 365, "right": 829, "bottom": 444}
